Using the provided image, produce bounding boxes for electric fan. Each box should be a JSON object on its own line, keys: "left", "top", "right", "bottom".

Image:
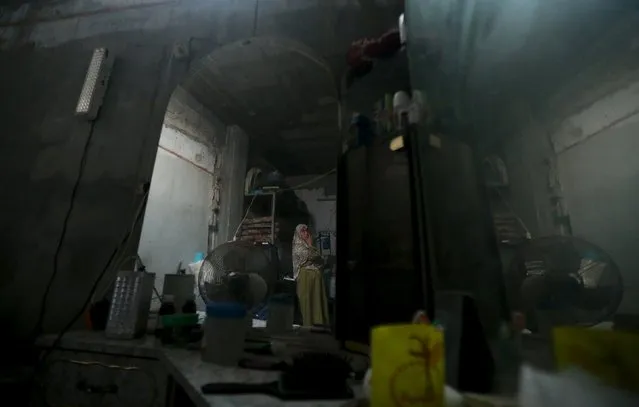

{"left": 506, "top": 236, "right": 623, "bottom": 332}
{"left": 197, "top": 240, "right": 278, "bottom": 310}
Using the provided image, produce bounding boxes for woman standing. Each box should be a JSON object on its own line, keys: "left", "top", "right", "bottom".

{"left": 292, "top": 224, "right": 329, "bottom": 327}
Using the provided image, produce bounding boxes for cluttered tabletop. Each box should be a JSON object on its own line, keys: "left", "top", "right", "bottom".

{"left": 37, "top": 330, "right": 363, "bottom": 407}
{"left": 163, "top": 348, "right": 360, "bottom": 407}
{"left": 36, "top": 325, "right": 639, "bottom": 407}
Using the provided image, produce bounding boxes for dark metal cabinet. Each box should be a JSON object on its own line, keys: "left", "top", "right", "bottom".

{"left": 335, "top": 140, "right": 423, "bottom": 346}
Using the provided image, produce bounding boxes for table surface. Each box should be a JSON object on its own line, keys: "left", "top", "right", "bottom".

{"left": 38, "top": 331, "right": 359, "bottom": 407}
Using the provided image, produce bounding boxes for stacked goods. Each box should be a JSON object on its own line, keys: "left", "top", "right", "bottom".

{"left": 238, "top": 216, "right": 280, "bottom": 243}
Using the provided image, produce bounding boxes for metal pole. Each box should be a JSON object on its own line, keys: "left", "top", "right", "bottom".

{"left": 270, "top": 192, "right": 277, "bottom": 243}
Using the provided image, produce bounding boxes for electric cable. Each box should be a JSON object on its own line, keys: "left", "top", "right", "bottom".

{"left": 232, "top": 194, "right": 258, "bottom": 240}
{"left": 110, "top": 197, "right": 151, "bottom": 274}
{"left": 131, "top": 254, "right": 163, "bottom": 302}
{"left": 92, "top": 244, "right": 161, "bottom": 306}
{"left": 32, "top": 121, "right": 96, "bottom": 340}
{"left": 279, "top": 167, "right": 336, "bottom": 192}
{"left": 38, "top": 190, "right": 150, "bottom": 365}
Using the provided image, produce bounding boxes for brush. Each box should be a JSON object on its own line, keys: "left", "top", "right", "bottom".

{"left": 201, "top": 352, "right": 354, "bottom": 400}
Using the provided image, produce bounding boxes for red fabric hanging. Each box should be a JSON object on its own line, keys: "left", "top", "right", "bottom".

{"left": 345, "top": 28, "right": 402, "bottom": 87}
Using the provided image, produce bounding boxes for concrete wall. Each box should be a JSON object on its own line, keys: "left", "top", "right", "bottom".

{"left": 0, "top": 0, "right": 400, "bottom": 339}
{"left": 0, "top": 34, "right": 180, "bottom": 338}
{"left": 138, "top": 124, "right": 216, "bottom": 300}
{"left": 293, "top": 188, "right": 336, "bottom": 233}
{"left": 552, "top": 81, "right": 639, "bottom": 315}
{"left": 497, "top": 79, "right": 639, "bottom": 315}
{"left": 162, "top": 88, "right": 248, "bottom": 249}
{"left": 286, "top": 173, "right": 337, "bottom": 232}
{"left": 165, "top": 86, "right": 225, "bottom": 147}
{"left": 498, "top": 110, "right": 557, "bottom": 239}
{"left": 137, "top": 95, "right": 247, "bottom": 305}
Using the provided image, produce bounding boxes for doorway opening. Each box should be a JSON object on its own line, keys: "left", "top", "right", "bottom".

{"left": 138, "top": 37, "right": 340, "bottom": 309}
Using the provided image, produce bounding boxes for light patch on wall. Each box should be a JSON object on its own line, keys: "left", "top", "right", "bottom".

{"left": 159, "top": 126, "right": 217, "bottom": 174}
{"left": 294, "top": 188, "right": 336, "bottom": 233}
{"left": 552, "top": 80, "right": 639, "bottom": 153}
{"left": 138, "top": 124, "right": 218, "bottom": 303}
{"left": 165, "top": 86, "right": 224, "bottom": 147}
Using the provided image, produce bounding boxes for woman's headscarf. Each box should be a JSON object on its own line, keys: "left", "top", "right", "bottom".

{"left": 292, "top": 224, "right": 322, "bottom": 279}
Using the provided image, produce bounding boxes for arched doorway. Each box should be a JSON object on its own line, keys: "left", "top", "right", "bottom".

{"left": 138, "top": 37, "right": 339, "bottom": 300}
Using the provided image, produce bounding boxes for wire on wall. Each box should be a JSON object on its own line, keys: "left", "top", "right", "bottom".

{"left": 232, "top": 194, "right": 258, "bottom": 240}
{"left": 31, "top": 121, "right": 97, "bottom": 340}
{"left": 280, "top": 168, "right": 337, "bottom": 192}
{"left": 38, "top": 189, "right": 150, "bottom": 366}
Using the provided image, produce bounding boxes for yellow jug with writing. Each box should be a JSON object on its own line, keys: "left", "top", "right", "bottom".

{"left": 371, "top": 324, "right": 445, "bottom": 407}
{"left": 554, "top": 326, "right": 639, "bottom": 392}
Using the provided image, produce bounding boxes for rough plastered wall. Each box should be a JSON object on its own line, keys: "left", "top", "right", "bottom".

{"left": 294, "top": 188, "right": 337, "bottom": 233}
{"left": 164, "top": 86, "right": 226, "bottom": 147}
{"left": 137, "top": 90, "right": 247, "bottom": 307}
{"left": 0, "top": 32, "right": 179, "bottom": 339}
{"left": 497, "top": 105, "right": 557, "bottom": 240}
{"left": 552, "top": 79, "right": 639, "bottom": 315}
{"left": 497, "top": 73, "right": 639, "bottom": 316}
{"left": 138, "top": 88, "right": 222, "bottom": 301}
{"left": 163, "top": 87, "right": 249, "bottom": 249}
{"left": 286, "top": 173, "right": 337, "bottom": 233}
{"left": 0, "top": 0, "right": 401, "bottom": 339}
{"left": 138, "top": 126, "right": 216, "bottom": 297}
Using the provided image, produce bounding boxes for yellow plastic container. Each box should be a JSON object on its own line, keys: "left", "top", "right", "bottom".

{"left": 554, "top": 326, "right": 639, "bottom": 392}
{"left": 371, "top": 324, "right": 445, "bottom": 407}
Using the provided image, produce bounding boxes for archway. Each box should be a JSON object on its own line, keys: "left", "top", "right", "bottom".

{"left": 181, "top": 36, "right": 339, "bottom": 175}
{"left": 138, "top": 37, "right": 339, "bottom": 302}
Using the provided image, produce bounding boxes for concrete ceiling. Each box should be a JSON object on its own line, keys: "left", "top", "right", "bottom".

{"left": 181, "top": 37, "right": 340, "bottom": 176}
